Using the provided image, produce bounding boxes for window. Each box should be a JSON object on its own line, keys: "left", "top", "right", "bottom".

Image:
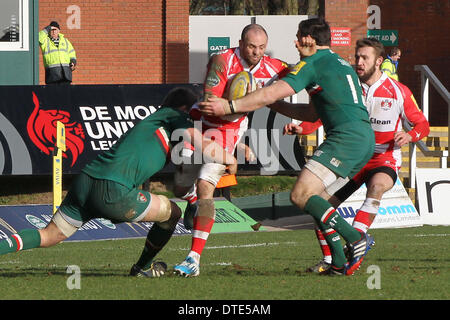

{"left": 0, "top": 0, "right": 29, "bottom": 51}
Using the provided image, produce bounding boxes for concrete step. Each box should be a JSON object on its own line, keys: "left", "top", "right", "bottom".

{"left": 425, "top": 136, "right": 448, "bottom": 148}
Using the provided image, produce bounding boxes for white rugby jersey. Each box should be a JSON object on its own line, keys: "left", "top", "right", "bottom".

{"left": 299, "top": 72, "right": 429, "bottom": 168}
{"left": 361, "top": 72, "right": 429, "bottom": 164}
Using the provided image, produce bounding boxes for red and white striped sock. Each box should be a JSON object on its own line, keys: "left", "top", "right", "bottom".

{"left": 353, "top": 198, "right": 379, "bottom": 233}
{"left": 187, "top": 199, "right": 215, "bottom": 264}
{"left": 314, "top": 228, "right": 332, "bottom": 264}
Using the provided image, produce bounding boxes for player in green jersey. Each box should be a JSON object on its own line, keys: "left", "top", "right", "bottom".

{"left": 0, "top": 87, "right": 237, "bottom": 278}
{"left": 199, "top": 18, "right": 375, "bottom": 275}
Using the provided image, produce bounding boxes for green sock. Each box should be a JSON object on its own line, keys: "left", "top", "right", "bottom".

{"left": 305, "top": 195, "right": 362, "bottom": 244}
{"left": 136, "top": 223, "right": 174, "bottom": 270}
{"left": 0, "top": 229, "right": 41, "bottom": 255}
{"left": 315, "top": 219, "right": 347, "bottom": 268}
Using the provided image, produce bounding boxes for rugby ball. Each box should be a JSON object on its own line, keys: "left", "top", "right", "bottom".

{"left": 228, "top": 71, "right": 257, "bottom": 100}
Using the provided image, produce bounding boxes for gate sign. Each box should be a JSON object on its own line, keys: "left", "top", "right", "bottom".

{"left": 208, "top": 37, "right": 230, "bottom": 57}
{"left": 331, "top": 28, "right": 351, "bottom": 46}
{"left": 367, "top": 29, "right": 398, "bottom": 46}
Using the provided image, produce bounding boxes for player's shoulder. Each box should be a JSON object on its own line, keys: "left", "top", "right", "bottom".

{"left": 210, "top": 47, "right": 237, "bottom": 60}
{"left": 385, "top": 75, "right": 412, "bottom": 98}
{"left": 287, "top": 60, "right": 309, "bottom": 77}
{"left": 262, "top": 55, "right": 289, "bottom": 72}
{"left": 391, "top": 78, "right": 410, "bottom": 92}
{"left": 208, "top": 47, "right": 238, "bottom": 70}
{"left": 263, "top": 54, "right": 287, "bottom": 65}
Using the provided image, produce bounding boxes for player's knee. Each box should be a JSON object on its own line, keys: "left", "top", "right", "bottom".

{"left": 290, "top": 189, "right": 309, "bottom": 210}
{"left": 46, "top": 209, "right": 79, "bottom": 246}
{"left": 39, "top": 221, "right": 68, "bottom": 248}
{"left": 197, "top": 163, "right": 225, "bottom": 198}
{"left": 155, "top": 198, "right": 181, "bottom": 230}
{"left": 290, "top": 190, "right": 301, "bottom": 207}
{"left": 197, "top": 179, "right": 216, "bottom": 199}
{"left": 367, "top": 182, "right": 389, "bottom": 198}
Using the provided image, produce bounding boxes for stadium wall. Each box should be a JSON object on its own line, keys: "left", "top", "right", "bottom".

{"left": 38, "top": 0, "right": 190, "bottom": 85}
{"left": 373, "top": 0, "right": 449, "bottom": 127}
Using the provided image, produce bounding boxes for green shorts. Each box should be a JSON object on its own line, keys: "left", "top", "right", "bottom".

{"left": 59, "top": 172, "right": 152, "bottom": 227}
{"left": 311, "top": 122, "right": 375, "bottom": 179}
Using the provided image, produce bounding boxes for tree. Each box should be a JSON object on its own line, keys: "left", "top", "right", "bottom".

{"left": 190, "top": 0, "right": 321, "bottom": 15}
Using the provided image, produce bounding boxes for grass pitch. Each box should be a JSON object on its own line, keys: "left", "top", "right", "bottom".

{"left": 0, "top": 225, "right": 448, "bottom": 301}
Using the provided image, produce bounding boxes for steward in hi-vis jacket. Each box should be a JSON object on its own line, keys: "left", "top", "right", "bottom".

{"left": 39, "top": 21, "right": 77, "bottom": 85}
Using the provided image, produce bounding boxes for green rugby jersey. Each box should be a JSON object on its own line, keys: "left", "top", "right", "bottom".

{"left": 82, "top": 107, "right": 193, "bottom": 188}
{"left": 282, "top": 49, "right": 370, "bottom": 133}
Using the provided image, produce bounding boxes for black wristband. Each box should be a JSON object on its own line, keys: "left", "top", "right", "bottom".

{"left": 229, "top": 100, "right": 235, "bottom": 114}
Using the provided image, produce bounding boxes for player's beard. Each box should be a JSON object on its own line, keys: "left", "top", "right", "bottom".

{"left": 358, "top": 63, "right": 377, "bottom": 83}
{"left": 246, "top": 55, "right": 261, "bottom": 68}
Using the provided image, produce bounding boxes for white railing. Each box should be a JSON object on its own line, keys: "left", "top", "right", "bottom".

{"left": 409, "top": 65, "right": 450, "bottom": 188}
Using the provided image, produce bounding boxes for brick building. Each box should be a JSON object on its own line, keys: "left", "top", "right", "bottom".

{"left": 25, "top": 0, "right": 450, "bottom": 124}
{"left": 38, "top": 0, "right": 189, "bottom": 84}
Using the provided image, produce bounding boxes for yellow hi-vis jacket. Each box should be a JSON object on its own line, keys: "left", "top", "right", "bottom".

{"left": 39, "top": 28, "right": 77, "bottom": 84}
{"left": 381, "top": 58, "right": 399, "bottom": 81}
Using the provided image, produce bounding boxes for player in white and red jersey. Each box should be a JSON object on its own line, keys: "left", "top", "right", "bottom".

{"left": 285, "top": 38, "right": 429, "bottom": 274}
{"left": 173, "top": 24, "right": 289, "bottom": 277}
{"left": 190, "top": 33, "right": 289, "bottom": 153}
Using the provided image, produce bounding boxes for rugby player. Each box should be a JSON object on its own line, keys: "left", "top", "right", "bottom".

{"left": 199, "top": 18, "right": 376, "bottom": 275}
{"left": 173, "top": 24, "right": 289, "bottom": 277}
{"left": 0, "top": 87, "right": 237, "bottom": 278}
{"left": 286, "top": 38, "right": 429, "bottom": 274}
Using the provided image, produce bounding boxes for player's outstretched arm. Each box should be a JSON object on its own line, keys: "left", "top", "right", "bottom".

{"left": 199, "top": 80, "right": 295, "bottom": 117}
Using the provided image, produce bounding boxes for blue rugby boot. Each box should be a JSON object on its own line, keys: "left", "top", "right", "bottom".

{"left": 173, "top": 256, "right": 200, "bottom": 277}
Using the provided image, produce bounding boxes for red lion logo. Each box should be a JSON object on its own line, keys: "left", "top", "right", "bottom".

{"left": 27, "top": 92, "right": 85, "bottom": 167}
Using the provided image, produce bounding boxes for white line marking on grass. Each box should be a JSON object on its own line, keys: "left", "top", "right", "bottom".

{"left": 410, "top": 234, "right": 449, "bottom": 237}
{"left": 0, "top": 260, "right": 21, "bottom": 265}
{"left": 169, "top": 241, "right": 299, "bottom": 251}
{"left": 210, "top": 262, "right": 232, "bottom": 266}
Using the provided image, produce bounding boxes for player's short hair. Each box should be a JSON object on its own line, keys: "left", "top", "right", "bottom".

{"left": 356, "top": 37, "right": 385, "bottom": 59}
{"left": 298, "top": 17, "right": 331, "bottom": 46}
{"left": 241, "top": 23, "right": 268, "bottom": 41}
{"left": 161, "top": 87, "right": 199, "bottom": 110}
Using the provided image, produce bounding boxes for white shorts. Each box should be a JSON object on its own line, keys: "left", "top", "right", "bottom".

{"left": 174, "top": 161, "right": 226, "bottom": 188}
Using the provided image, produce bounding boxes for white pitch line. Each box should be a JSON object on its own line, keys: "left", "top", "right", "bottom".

{"left": 210, "top": 262, "right": 232, "bottom": 266}
{"left": 410, "top": 234, "right": 449, "bottom": 237}
{"left": 169, "top": 241, "right": 299, "bottom": 251}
